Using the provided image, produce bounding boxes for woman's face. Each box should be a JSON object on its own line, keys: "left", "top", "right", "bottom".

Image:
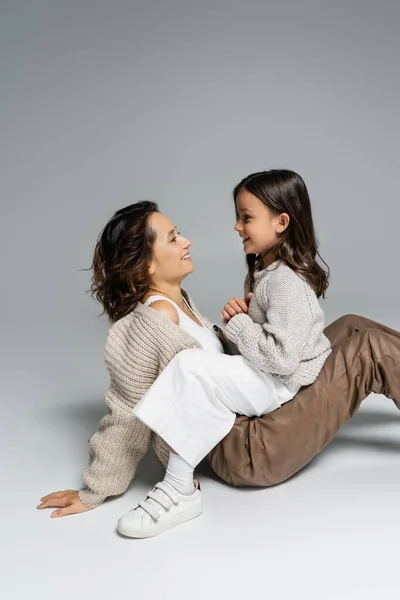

{"left": 148, "top": 212, "right": 194, "bottom": 284}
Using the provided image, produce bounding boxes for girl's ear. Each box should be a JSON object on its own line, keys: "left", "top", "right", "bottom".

{"left": 276, "top": 213, "right": 290, "bottom": 233}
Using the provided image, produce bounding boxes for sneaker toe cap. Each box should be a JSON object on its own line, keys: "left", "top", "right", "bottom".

{"left": 117, "top": 510, "right": 149, "bottom": 537}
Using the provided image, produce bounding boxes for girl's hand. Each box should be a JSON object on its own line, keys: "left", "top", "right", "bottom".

{"left": 221, "top": 293, "right": 253, "bottom": 322}
{"left": 37, "top": 489, "right": 92, "bottom": 518}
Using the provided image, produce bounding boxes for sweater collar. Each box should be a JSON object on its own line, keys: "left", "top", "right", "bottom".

{"left": 253, "top": 259, "right": 280, "bottom": 280}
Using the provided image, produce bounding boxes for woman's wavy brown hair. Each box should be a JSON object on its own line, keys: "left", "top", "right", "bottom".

{"left": 90, "top": 201, "right": 159, "bottom": 322}
{"left": 234, "top": 170, "right": 330, "bottom": 298}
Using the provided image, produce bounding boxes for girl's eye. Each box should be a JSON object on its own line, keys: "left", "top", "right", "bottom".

{"left": 243, "top": 216, "right": 250, "bottom": 223}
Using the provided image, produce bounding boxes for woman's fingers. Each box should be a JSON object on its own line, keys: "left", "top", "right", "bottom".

{"left": 37, "top": 489, "right": 77, "bottom": 509}
{"left": 37, "top": 489, "right": 91, "bottom": 517}
{"left": 51, "top": 503, "right": 89, "bottom": 518}
{"left": 221, "top": 309, "right": 231, "bottom": 321}
{"left": 40, "top": 490, "right": 68, "bottom": 503}
{"left": 37, "top": 497, "right": 69, "bottom": 509}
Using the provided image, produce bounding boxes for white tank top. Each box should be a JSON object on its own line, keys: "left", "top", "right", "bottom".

{"left": 142, "top": 295, "right": 224, "bottom": 355}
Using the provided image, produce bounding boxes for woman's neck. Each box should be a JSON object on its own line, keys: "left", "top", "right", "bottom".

{"left": 145, "top": 281, "right": 184, "bottom": 307}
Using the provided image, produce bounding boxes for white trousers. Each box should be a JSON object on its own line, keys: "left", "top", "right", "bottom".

{"left": 134, "top": 349, "right": 299, "bottom": 468}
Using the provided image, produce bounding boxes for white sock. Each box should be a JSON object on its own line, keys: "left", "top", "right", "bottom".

{"left": 163, "top": 452, "right": 195, "bottom": 495}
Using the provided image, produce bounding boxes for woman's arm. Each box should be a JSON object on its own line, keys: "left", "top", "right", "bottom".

{"left": 37, "top": 401, "right": 152, "bottom": 517}
{"left": 38, "top": 309, "right": 174, "bottom": 517}
{"left": 222, "top": 267, "right": 316, "bottom": 376}
{"left": 79, "top": 405, "right": 151, "bottom": 508}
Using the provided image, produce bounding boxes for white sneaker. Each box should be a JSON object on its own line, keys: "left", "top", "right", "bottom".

{"left": 117, "top": 480, "right": 203, "bottom": 539}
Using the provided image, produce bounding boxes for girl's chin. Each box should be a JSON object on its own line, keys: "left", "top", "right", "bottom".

{"left": 244, "top": 250, "right": 261, "bottom": 259}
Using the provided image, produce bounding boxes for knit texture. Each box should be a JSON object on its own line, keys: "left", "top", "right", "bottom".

{"left": 78, "top": 292, "right": 228, "bottom": 509}
{"left": 222, "top": 260, "right": 331, "bottom": 387}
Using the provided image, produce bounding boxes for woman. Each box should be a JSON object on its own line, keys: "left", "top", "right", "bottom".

{"left": 37, "top": 200, "right": 400, "bottom": 537}
{"left": 119, "top": 169, "right": 334, "bottom": 538}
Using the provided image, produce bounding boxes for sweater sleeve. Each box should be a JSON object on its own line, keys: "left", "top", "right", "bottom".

{"left": 223, "top": 266, "right": 315, "bottom": 376}
{"left": 78, "top": 402, "right": 151, "bottom": 509}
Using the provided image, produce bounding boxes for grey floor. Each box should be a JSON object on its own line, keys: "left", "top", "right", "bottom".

{"left": 4, "top": 392, "right": 400, "bottom": 600}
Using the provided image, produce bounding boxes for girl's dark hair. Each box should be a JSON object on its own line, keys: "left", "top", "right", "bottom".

{"left": 234, "top": 169, "right": 330, "bottom": 298}
{"left": 90, "top": 201, "right": 159, "bottom": 322}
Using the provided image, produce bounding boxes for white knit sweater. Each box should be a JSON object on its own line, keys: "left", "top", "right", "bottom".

{"left": 223, "top": 260, "right": 331, "bottom": 387}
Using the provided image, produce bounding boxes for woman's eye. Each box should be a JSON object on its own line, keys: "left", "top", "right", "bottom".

{"left": 172, "top": 231, "right": 181, "bottom": 242}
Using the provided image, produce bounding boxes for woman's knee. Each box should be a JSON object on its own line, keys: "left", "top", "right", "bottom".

{"left": 360, "top": 327, "right": 382, "bottom": 347}
{"left": 210, "top": 418, "right": 296, "bottom": 488}
{"left": 333, "top": 314, "right": 362, "bottom": 330}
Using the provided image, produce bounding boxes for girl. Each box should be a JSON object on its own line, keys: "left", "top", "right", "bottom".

{"left": 121, "top": 170, "right": 333, "bottom": 538}
{"left": 221, "top": 169, "right": 331, "bottom": 387}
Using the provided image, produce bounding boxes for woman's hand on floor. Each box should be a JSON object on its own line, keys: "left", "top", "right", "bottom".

{"left": 221, "top": 293, "right": 253, "bottom": 321}
{"left": 37, "top": 490, "right": 92, "bottom": 518}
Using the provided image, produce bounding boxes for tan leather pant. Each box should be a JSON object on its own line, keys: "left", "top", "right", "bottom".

{"left": 208, "top": 314, "right": 400, "bottom": 486}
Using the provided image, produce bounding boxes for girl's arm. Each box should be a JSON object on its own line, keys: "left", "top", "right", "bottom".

{"left": 223, "top": 266, "right": 317, "bottom": 376}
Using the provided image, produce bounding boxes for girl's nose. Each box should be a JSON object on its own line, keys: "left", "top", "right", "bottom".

{"left": 234, "top": 222, "right": 241, "bottom": 232}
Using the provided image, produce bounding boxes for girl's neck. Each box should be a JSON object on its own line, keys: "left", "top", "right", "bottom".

{"left": 261, "top": 249, "right": 278, "bottom": 269}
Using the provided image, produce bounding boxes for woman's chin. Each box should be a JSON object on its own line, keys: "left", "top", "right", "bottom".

{"left": 183, "top": 261, "right": 195, "bottom": 274}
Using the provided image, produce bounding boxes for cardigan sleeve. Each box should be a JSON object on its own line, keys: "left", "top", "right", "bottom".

{"left": 78, "top": 399, "right": 152, "bottom": 509}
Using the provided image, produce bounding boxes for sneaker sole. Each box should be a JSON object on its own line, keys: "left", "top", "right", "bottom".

{"left": 117, "top": 503, "right": 203, "bottom": 539}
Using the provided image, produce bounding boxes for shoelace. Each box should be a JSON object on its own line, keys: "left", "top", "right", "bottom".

{"left": 137, "top": 482, "right": 180, "bottom": 521}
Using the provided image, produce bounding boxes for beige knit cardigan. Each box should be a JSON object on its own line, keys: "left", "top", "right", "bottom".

{"left": 78, "top": 292, "right": 230, "bottom": 508}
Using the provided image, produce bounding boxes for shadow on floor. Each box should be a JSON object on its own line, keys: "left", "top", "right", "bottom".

{"left": 51, "top": 400, "right": 400, "bottom": 488}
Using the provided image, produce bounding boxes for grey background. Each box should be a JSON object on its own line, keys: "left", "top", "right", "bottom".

{"left": 1, "top": 1, "right": 400, "bottom": 599}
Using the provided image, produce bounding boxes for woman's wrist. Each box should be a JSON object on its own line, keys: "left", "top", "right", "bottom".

{"left": 78, "top": 488, "right": 105, "bottom": 509}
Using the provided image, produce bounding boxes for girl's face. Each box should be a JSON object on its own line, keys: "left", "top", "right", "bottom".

{"left": 234, "top": 188, "right": 288, "bottom": 259}
{"left": 148, "top": 212, "right": 194, "bottom": 283}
